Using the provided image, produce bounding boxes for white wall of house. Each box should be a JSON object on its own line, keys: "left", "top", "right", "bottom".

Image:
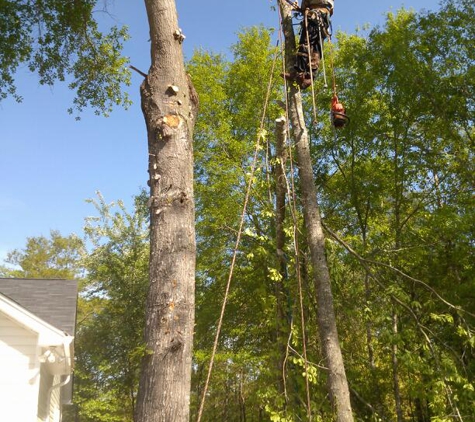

{"left": 0, "top": 311, "right": 41, "bottom": 421}
{"left": 49, "top": 375, "right": 61, "bottom": 422}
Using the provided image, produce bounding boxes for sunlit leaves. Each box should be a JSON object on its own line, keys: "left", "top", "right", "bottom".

{"left": 0, "top": 230, "right": 85, "bottom": 279}
{"left": 317, "top": 2, "right": 474, "bottom": 419}
{"left": 73, "top": 192, "right": 149, "bottom": 422}
{"left": 0, "top": 0, "right": 131, "bottom": 116}
{"left": 0, "top": 1, "right": 32, "bottom": 101}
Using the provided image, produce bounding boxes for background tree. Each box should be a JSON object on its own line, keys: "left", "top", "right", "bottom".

{"left": 0, "top": 230, "right": 85, "bottom": 279}
{"left": 315, "top": 2, "right": 474, "bottom": 419}
{"left": 0, "top": 0, "right": 130, "bottom": 114}
{"left": 69, "top": 193, "right": 149, "bottom": 422}
{"left": 0, "top": 194, "right": 149, "bottom": 422}
{"left": 187, "top": 1, "right": 474, "bottom": 419}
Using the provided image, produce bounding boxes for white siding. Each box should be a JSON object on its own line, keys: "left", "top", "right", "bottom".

{"left": 37, "top": 365, "right": 53, "bottom": 422}
{"left": 37, "top": 372, "right": 66, "bottom": 422}
{"left": 49, "top": 375, "right": 61, "bottom": 422}
{"left": 0, "top": 311, "right": 40, "bottom": 421}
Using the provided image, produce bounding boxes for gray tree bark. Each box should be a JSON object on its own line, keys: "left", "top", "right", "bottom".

{"left": 392, "top": 311, "right": 404, "bottom": 422}
{"left": 278, "top": 2, "right": 354, "bottom": 421}
{"left": 136, "top": 1, "right": 198, "bottom": 421}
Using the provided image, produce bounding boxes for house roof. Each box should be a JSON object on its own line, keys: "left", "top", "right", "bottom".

{"left": 0, "top": 278, "right": 78, "bottom": 335}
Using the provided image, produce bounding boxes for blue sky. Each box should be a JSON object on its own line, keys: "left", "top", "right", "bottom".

{"left": 0, "top": 0, "right": 441, "bottom": 261}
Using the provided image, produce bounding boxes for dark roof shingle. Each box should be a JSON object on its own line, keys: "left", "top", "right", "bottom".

{"left": 0, "top": 278, "right": 78, "bottom": 335}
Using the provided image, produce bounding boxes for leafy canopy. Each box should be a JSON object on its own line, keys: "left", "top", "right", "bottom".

{"left": 0, "top": 229, "right": 85, "bottom": 279}
{"left": 0, "top": 0, "right": 131, "bottom": 116}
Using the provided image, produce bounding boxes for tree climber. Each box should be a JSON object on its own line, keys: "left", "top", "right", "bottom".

{"left": 283, "top": 0, "right": 334, "bottom": 89}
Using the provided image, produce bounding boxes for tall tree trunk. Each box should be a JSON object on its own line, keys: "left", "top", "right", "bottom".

{"left": 136, "top": 1, "right": 198, "bottom": 421}
{"left": 239, "top": 369, "right": 247, "bottom": 422}
{"left": 392, "top": 137, "right": 404, "bottom": 422}
{"left": 415, "top": 397, "right": 430, "bottom": 422}
{"left": 363, "top": 272, "right": 376, "bottom": 370}
{"left": 392, "top": 311, "right": 404, "bottom": 422}
{"left": 278, "top": 2, "right": 353, "bottom": 421}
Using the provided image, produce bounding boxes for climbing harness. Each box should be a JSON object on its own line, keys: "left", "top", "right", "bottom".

{"left": 299, "top": 4, "right": 350, "bottom": 128}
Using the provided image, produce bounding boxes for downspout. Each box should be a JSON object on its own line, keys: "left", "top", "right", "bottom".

{"left": 46, "top": 375, "right": 71, "bottom": 422}
{"left": 44, "top": 336, "right": 74, "bottom": 422}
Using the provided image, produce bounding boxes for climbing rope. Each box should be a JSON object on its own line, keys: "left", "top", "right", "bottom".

{"left": 197, "top": 3, "right": 339, "bottom": 419}
{"left": 327, "top": 36, "right": 337, "bottom": 95}
{"left": 304, "top": 6, "right": 349, "bottom": 130}
{"left": 316, "top": 12, "right": 329, "bottom": 89}
{"left": 286, "top": 152, "right": 313, "bottom": 422}
{"left": 277, "top": 12, "right": 295, "bottom": 404}
{"left": 327, "top": 36, "right": 349, "bottom": 129}
{"left": 196, "top": 39, "right": 281, "bottom": 422}
{"left": 304, "top": 9, "right": 319, "bottom": 124}
{"left": 278, "top": 3, "right": 313, "bottom": 418}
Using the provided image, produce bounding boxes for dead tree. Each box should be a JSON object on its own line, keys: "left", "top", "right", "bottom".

{"left": 278, "top": 2, "right": 354, "bottom": 421}
{"left": 135, "top": 1, "right": 198, "bottom": 421}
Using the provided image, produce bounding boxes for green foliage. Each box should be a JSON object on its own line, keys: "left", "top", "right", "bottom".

{"left": 0, "top": 229, "right": 85, "bottom": 279}
{"left": 0, "top": 0, "right": 131, "bottom": 115}
{"left": 68, "top": 192, "right": 149, "bottom": 422}
{"left": 187, "top": 7, "right": 473, "bottom": 418}
{"left": 0, "top": 1, "right": 32, "bottom": 101}
{"left": 315, "top": 2, "right": 474, "bottom": 419}
{"left": 188, "top": 26, "right": 298, "bottom": 421}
